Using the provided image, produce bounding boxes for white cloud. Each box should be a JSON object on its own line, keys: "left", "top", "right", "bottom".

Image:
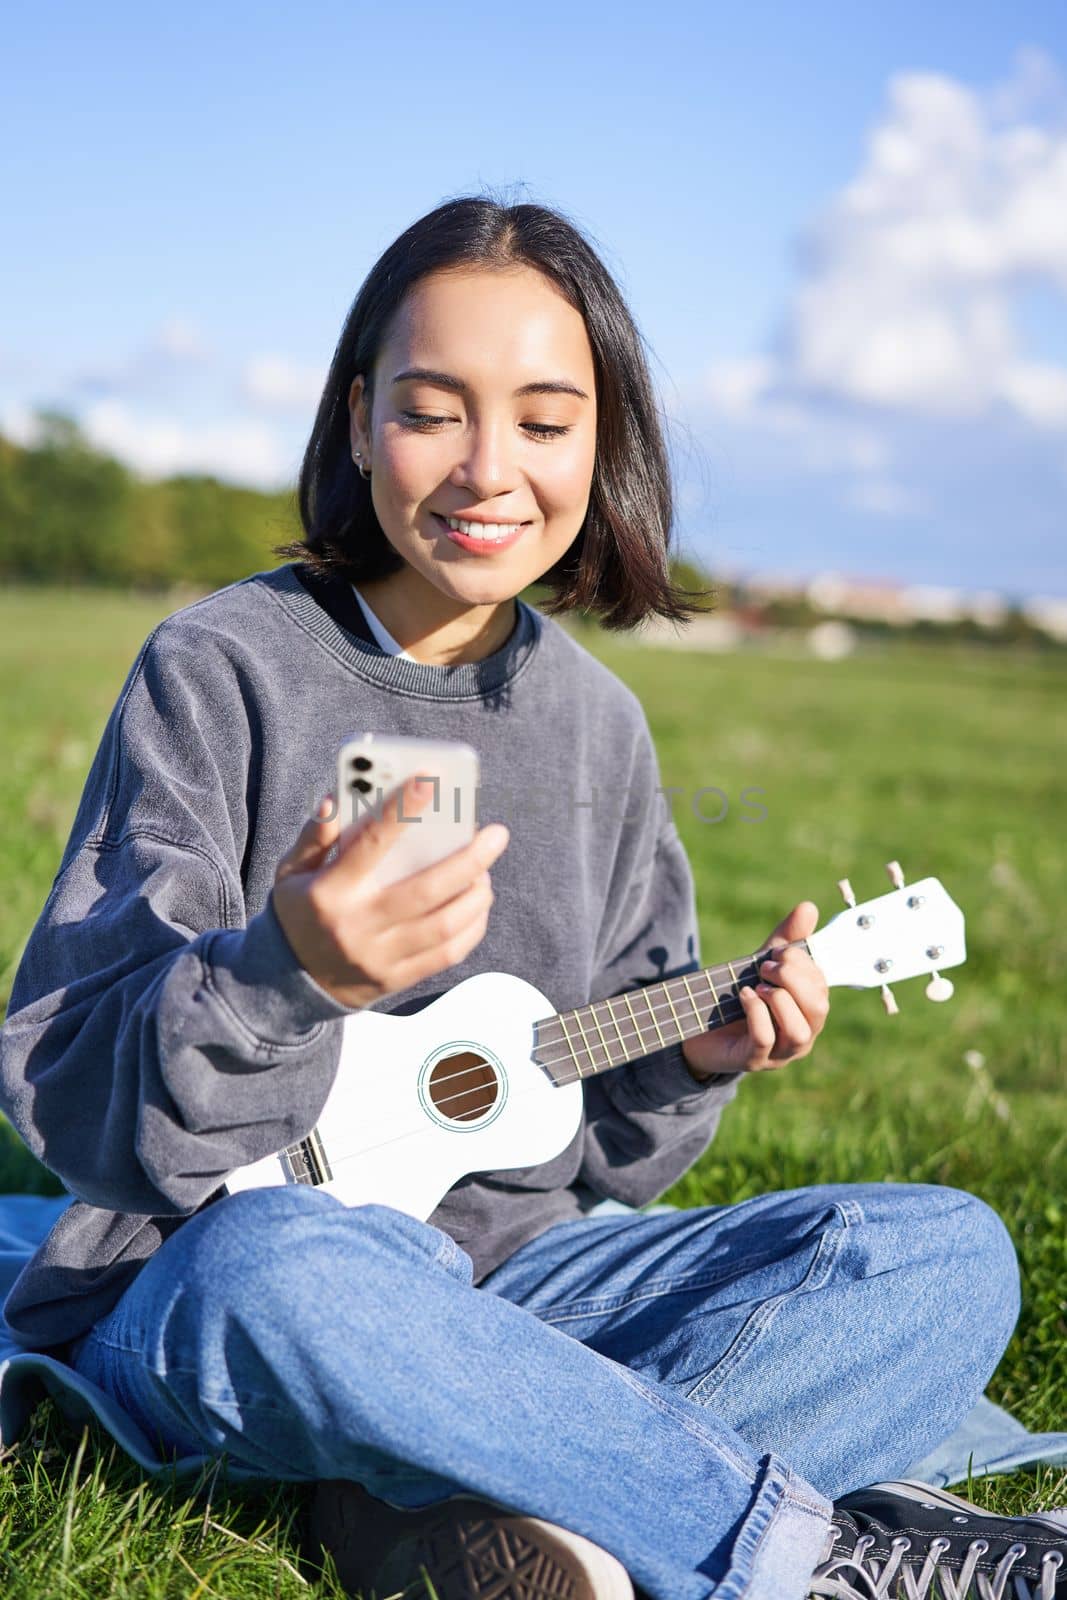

{"left": 787, "top": 54, "right": 1067, "bottom": 423}
{"left": 686, "top": 53, "right": 1067, "bottom": 588}
{"left": 703, "top": 356, "right": 775, "bottom": 417}
{"left": 2, "top": 325, "right": 321, "bottom": 487}
{"left": 73, "top": 318, "right": 211, "bottom": 397}
{"left": 243, "top": 355, "right": 325, "bottom": 413}
{"left": 0, "top": 403, "right": 44, "bottom": 447}
{"left": 846, "top": 478, "right": 927, "bottom": 517}
{"left": 697, "top": 364, "right": 893, "bottom": 476}
{"left": 81, "top": 400, "right": 294, "bottom": 487}
{"left": 704, "top": 48, "right": 1067, "bottom": 433}
{"left": 153, "top": 318, "right": 210, "bottom": 363}
{"left": 988, "top": 44, "right": 1067, "bottom": 124}
{"left": 997, "top": 361, "right": 1067, "bottom": 426}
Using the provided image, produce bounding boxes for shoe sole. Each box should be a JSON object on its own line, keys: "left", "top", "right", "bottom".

{"left": 863, "top": 1478, "right": 1067, "bottom": 1537}
{"left": 309, "top": 1485, "right": 634, "bottom": 1600}
{"left": 375, "top": 1508, "right": 634, "bottom": 1600}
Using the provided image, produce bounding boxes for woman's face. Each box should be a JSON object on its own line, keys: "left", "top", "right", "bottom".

{"left": 348, "top": 265, "right": 598, "bottom": 610}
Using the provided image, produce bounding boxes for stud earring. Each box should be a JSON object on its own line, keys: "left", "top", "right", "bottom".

{"left": 353, "top": 451, "right": 372, "bottom": 482}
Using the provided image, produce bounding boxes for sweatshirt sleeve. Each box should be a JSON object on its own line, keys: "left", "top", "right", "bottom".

{"left": 0, "top": 623, "right": 356, "bottom": 1218}
{"left": 577, "top": 721, "right": 743, "bottom": 1208}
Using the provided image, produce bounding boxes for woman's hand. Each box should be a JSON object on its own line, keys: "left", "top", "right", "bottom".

{"left": 681, "top": 901, "right": 829, "bottom": 1080}
{"left": 271, "top": 778, "right": 510, "bottom": 1010}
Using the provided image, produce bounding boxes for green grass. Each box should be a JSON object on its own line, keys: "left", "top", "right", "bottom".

{"left": 0, "top": 585, "right": 1065, "bottom": 1596}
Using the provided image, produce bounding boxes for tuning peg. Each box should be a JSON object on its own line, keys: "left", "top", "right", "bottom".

{"left": 886, "top": 861, "right": 905, "bottom": 889}
{"left": 837, "top": 878, "right": 856, "bottom": 908}
{"left": 880, "top": 984, "right": 899, "bottom": 1016}
{"left": 925, "top": 971, "right": 954, "bottom": 1002}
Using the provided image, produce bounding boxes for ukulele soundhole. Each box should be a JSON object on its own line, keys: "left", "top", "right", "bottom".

{"left": 426, "top": 1050, "right": 501, "bottom": 1123}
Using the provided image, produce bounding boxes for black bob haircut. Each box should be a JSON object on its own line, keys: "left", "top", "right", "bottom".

{"left": 276, "top": 193, "right": 714, "bottom": 631}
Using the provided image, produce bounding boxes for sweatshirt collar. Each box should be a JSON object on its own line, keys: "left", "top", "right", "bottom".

{"left": 266, "top": 562, "right": 544, "bottom": 702}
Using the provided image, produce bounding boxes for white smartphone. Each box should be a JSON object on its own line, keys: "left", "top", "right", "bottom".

{"left": 335, "top": 733, "right": 481, "bottom": 892}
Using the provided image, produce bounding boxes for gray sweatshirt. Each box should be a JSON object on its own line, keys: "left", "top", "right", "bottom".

{"left": 0, "top": 563, "right": 741, "bottom": 1349}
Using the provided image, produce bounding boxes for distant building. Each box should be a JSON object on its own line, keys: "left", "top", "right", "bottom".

{"left": 899, "top": 586, "right": 966, "bottom": 623}
{"left": 1022, "top": 596, "right": 1067, "bottom": 642}
{"left": 964, "top": 592, "right": 1009, "bottom": 627}
{"left": 805, "top": 573, "right": 912, "bottom": 623}
{"left": 636, "top": 614, "right": 748, "bottom": 652}
{"left": 633, "top": 566, "right": 1063, "bottom": 648}
{"left": 805, "top": 573, "right": 1011, "bottom": 627}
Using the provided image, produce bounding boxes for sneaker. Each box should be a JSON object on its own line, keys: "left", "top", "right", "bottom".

{"left": 306, "top": 1476, "right": 635, "bottom": 1599}
{"left": 808, "top": 1478, "right": 1067, "bottom": 1599}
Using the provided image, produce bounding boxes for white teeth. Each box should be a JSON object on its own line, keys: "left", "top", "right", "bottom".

{"left": 444, "top": 515, "right": 522, "bottom": 539}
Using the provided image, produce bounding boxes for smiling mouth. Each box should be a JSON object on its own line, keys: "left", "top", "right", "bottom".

{"left": 433, "top": 513, "right": 531, "bottom": 541}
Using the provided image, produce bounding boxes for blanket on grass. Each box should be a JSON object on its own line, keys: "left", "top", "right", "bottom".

{"left": 1, "top": 1193, "right": 1064, "bottom": 1488}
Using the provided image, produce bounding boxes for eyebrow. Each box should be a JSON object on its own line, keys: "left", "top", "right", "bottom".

{"left": 391, "top": 367, "right": 590, "bottom": 402}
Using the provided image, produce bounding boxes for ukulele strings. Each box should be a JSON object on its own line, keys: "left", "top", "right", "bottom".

{"left": 377, "top": 937, "right": 788, "bottom": 1108}
{"left": 330, "top": 946, "right": 770, "bottom": 1119}
{"left": 407, "top": 971, "right": 751, "bottom": 1103}
{"left": 256, "top": 940, "right": 802, "bottom": 1181}
{"left": 305, "top": 991, "right": 748, "bottom": 1176}
{"left": 416, "top": 934, "right": 802, "bottom": 1111}
{"left": 425, "top": 998, "right": 749, "bottom": 1105}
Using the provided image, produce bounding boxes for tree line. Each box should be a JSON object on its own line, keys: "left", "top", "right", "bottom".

{"left": 0, "top": 411, "right": 706, "bottom": 587}
{"left": 0, "top": 414, "right": 719, "bottom": 624}
{"left": 0, "top": 413, "right": 304, "bottom": 590}
{"left": 3, "top": 413, "right": 1055, "bottom": 651}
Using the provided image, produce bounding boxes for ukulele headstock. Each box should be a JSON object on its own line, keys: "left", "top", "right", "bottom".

{"left": 806, "top": 863, "right": 965, "bottom": 1013}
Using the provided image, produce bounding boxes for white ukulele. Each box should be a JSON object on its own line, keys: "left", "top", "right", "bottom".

{"left": 224, "top": 862, "right": 965, "bottom": 1219}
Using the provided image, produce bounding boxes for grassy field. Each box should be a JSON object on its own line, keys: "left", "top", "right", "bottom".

{"left": 0, "top": 583, "right": 1064, "bottom": 1597}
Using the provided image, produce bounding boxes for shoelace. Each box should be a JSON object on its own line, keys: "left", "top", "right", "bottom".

{"left": 807, "top": 1523, "right": 1066, "bottom": 1599}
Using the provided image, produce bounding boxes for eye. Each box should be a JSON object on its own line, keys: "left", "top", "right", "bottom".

{"left": 400, "top": 413, "right": 452, "bottom": 429}
{"left": 400, "top": 412, "right": 571, "bottom": 440}
{"left": 523, "top": 423, "right": 571, "bottom": 439}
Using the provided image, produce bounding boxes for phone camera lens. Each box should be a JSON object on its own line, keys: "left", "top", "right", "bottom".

{"left": 350, "top": 778, "right": 373, "bottom": 794}
{"left": 350, "top": 756, "right": 373, "bottom": 772}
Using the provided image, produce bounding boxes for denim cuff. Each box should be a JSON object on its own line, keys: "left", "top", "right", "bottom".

{"left": 206, "top": 898, "right": 362, "bottom": 1046}
{"left": 713, "top": 1453, "right": 833, "bottom": 1600}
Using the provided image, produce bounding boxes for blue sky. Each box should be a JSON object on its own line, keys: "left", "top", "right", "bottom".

{"left": 4, "top": 0, "right": 1066, "bottom": 598}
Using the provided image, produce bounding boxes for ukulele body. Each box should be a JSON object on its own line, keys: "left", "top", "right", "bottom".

{"left": 223, "top": 873, "right": 967, "bottom": 1217}
{"left": 223, "top": 972, "right": 584, "bottom": 1219}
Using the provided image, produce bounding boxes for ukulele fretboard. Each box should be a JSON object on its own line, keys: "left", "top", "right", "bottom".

{"left": 532, "top": 944, "right": 805, "bottom": 1087}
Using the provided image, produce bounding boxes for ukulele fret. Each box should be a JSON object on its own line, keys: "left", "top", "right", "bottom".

{"left": 558, "top": 1014, "right": 587, "bottom": 1079}
{"left": 621, "top": 991, "right": 650, "bottom": 1053}
{"left": 570, "top": 1005, "right": 607, "bottom": 1075}
{"left": 586, "top": 998, "right": 619, "bottom": 1071}
{"left": 704, "top": 968, "right": 726, "bottom": 1022}
{"left": 642, "top": 986, "right": 667, "bottom": 1048}
{"left": 604, "top": 995, "right": 629, "bottom": 1065}
{"left": 660, "top": 981, "right": 684, "bottom": 1043}
{"left": 680, "top": 972, "right": 706, "bottom": 1029}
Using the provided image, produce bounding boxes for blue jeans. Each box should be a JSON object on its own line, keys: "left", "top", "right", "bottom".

{"left": 68, "top": 1181, "right": 1019, "bottom": 1600}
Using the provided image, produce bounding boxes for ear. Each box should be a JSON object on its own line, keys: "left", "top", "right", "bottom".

{"left": 348, "top": 374, "right": 371, "bottom": 463}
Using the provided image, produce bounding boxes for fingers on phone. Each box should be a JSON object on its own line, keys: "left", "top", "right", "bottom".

{"left": 326, "top": 775, "right": 430, "bottom": 866}
{"left": 374, "top": 815, "right": 505, "bottom": 909}
{"left": 385, "top": 874, "right": 494, "bottom": 986}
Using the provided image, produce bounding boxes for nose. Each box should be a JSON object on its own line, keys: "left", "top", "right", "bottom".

{"left": 449, "top": 415, "right": 521, "bottom": 501}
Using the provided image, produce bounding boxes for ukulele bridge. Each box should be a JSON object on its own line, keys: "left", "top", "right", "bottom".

{"left": 281, "top": 1127, "right": 333, "bottom": 1187}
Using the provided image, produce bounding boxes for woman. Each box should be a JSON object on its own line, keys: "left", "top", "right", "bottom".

{"left": 1, "top": 196, "right": 1060, "bottom": 1600}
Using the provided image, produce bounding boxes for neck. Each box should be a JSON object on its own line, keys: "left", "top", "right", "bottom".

{"left": 532, "top": 939, "right": 811, "bottom": 1085}
{"left": 357, "top": 571, "right": 518, "bottom": 666}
